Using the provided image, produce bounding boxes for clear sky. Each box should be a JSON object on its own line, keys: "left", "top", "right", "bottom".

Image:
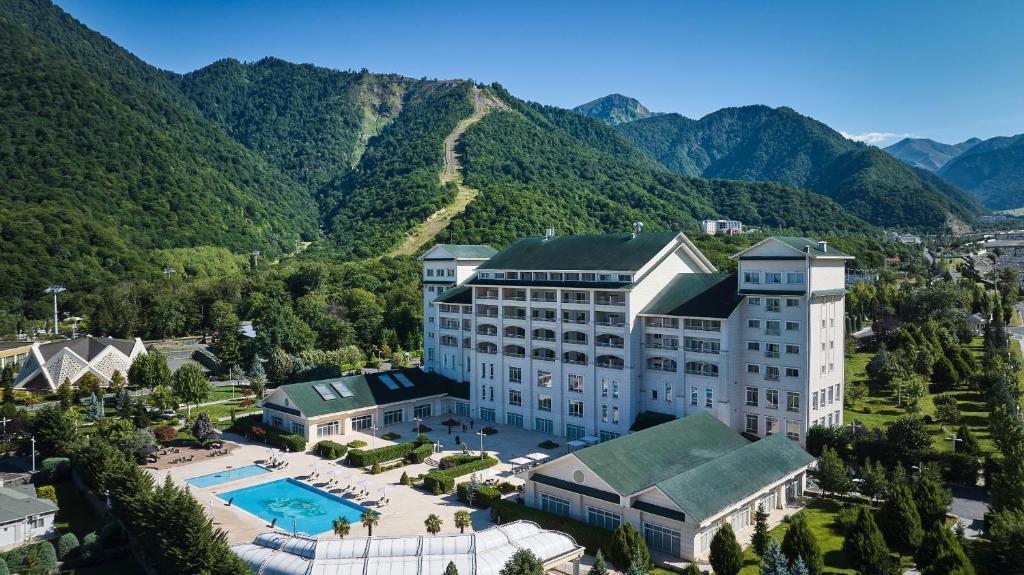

{"left": 55, "top": 0, "right": 1024, "bottom": 146}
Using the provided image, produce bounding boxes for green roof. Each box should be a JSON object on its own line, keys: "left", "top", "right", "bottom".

{"left": 425, "top": 245, "right": 498, "bottom": 260}
{"left": 273, "top": 369, "right": 467, "bottom": 418}
{"left": 772, "top": 237, "right": 853, "bottom": 259}
{"left": 656, "top": 432, "right": 814, "bottom": 522}
{"left": 640, "top": 274, "right": 741, "bottom": 318}
{"left": 478, "top": 232, "right": 679, "bottom": 272}
{"left": 434, "top": 285, "right": 472, "bottom": 304}
{"left": 572, "top": 413, "right": 814, "bottom": 523}
{"left": 0, "top": 484, "right": 57, "bottom": 523}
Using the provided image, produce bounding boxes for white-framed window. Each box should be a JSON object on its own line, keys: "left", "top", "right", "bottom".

{"left": 745, "top": 413, "right": 758, "bottom": 434}
{"left": 351, "top": 415, "right": 372, "bottom": 431}
{"left": 569, "top": 400, "right": 584, "bottom": 418}
{"left": 414, "top": 404, "right": 432, "bottom": 419}
{"left": 612, "top": 381, "right": 620, "bottom": 398}
{"left": 602, "top": 404, "right": 609, "bottom": 422}
{"left": 786, "top": 344, "right": 800, "bottom": 354}
{"left": 588, "top": 507, "right": 622, "bottom": 531}
{"left": 828, "top": 386, "right": 835, "bottom": 404}
{"left": 766, "top": 388, "right": 779, "bottom": 409}
{"left": 786, "top": 419, "right": 800, "bottom": 441}
{"left": 765, "top": 366, "right": 780, "bottom": 381}
{"left": 743, "top": 271, "right": 761, "bottom": 284}
{"left": 787, "top": 392, "right": 800, "bottom": 412}
{"left": 506, "top": 412, "right": 524, "bottom": 428}
{"left": 480, "top": 407, "right": 496, "bottom": 422}
{"left": 645, "top": 522, "right": 682, "bottom": 556}
{"left": 787, "top": 272, "right": 805, "bottom": 285}
{"left": 766, "top": 298, "right": 781, "bottom": 312}
{"left": 786, "top": 298, "right": 801, "bottom": 307}
{"left": 698, "top": 525, "right": 720, "bottom": 553}
{"left": 747, "top": 341, "right": 761, "bottom": 351}
{"left": 612, "top": 406, "right": 620, "bottom": 424}
{"left": 765, "top": 416, "right": 778, "bottom": 435}
{"left": 535, "top": 417, "right": 554, "bottom": 434}
{"left": 537, "top": 370, "right": 552, "bottom": 387}
{"left": 729, "top": 505, "right": 751, "bottom": 531}
{"left": 508, "top": 389, "right": 522, "bottom": 406}
{"left": 705, "top": 387, "right": 714, "bottom": 408}
{"left": 383, "top": 408, "right": 404, "bottom": 426}
{"left": 665, "top": 383, "right": 673, "bottom": 403}
{"left": 541, "top": 493, "right": 571, "bottom": 517}
{"left": 690, "top": 386, "right": 698, "bottom": 406}
{"left": 766, "top": 320, "right": 781, "bottom": 335}
{"left": 317, "top": 421, "right": 340, "bottom": 438}
{"left": 537, "top": 395, "right": 552, "bottom": 411}
{"left": 745, "top": 386, "right": 759, "bottom": 406}
{"left": 748, "top": 319, "right": 761, "bottom": 329}
{"left": 601, "top": 379, "right": 609, "bottom": 397}
{"left": 509, "top": 366, "right": 522, "bottom": 383}
{"left": 748, "top": 297, "right": 761, "bottom": 306}
{"left": 568, "top": 374, "right": 584, "bottom": 393}
{"left": 747, "top": 363, "right": 761, "bottom": 374}
{"left": 812, "top": 391, "right": 819, "bottom": 410}
{"left": 786, "top": 367, "right": 800, "bottom": 378}
{"left": 786, "top": 321, "right": 800, "bottom": 332}
{"left": 765, "top": 272, "right": 782, "bottom": 284}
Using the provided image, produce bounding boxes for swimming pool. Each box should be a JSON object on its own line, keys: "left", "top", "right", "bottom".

{"left": 186, "top": 464, "right": 270, "bottom": 488}
{"left": 220, "top": 478, "right": 372, "bottom": 535}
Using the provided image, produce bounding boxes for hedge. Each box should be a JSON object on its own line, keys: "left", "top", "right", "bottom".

{"left": 39, "top": 457, "right": 70, "bottom": 483}
{"left": 423, "top": 455, "right": 499, "bottom": 495}
{"left": 347, "top": 442, "right": 417, "bottom": 467}
{"left": 315, "top": 440, "right": 348, "bottom": 460}
{"left": 411, "top": 443, "right": 433, "bottom": 464}
{"left": 266, "top": 429, "right": 306, "bottom": 452}
{"left": 490, "top": 498, "right": 613, "bottom": 556}
{"left": 456, "top": 482, "right": 502, "bottom": 508}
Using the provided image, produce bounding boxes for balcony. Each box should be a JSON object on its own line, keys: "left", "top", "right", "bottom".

{"left": 645, "top": 318, "right": 679, "bottom": 329}
{"left": 685, "top": 344, "right": 719, "bottom": 355}
{"left": 503, "top": 345, "right": 526, "bottom": 358}
{"left": 532, "top": 314, "right": 556, "bottom": 323}
{"left": 595, "top": 319, "right": 625, "bottom": 328}
{"left": 564, "top": 351, "right": 588, "bottom": 365}
{"left": 596, "top": 355, "right": 624, "bottom": 370}
{"left": 532, "top": 349, "right": 556, "bottom": 362}
{"left": 645, "top": 341, "right": 679, "bottom": 350}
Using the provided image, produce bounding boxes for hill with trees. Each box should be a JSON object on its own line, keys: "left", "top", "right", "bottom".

{"left": 572, "top": 94, "right": 659, "bottom": 125}
{"left": 884, "top": 137, "right": 981, "bottom": 172}
{"left": 612, "top": 104, "right": 985, "bottom": 230}
{"left": 938, "top": 134, "right": 1024, "bottom": 210}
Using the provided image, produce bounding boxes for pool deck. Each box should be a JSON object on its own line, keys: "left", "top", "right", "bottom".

{"left": 152, "top": 415, "right": 571, "bottom": 544}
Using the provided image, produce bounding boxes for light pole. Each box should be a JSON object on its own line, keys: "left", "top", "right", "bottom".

{"left": 0, "top": 416, "right": 9, "bottom": 436}
{"left": 371, "top": 426, "right": 378, "bottom": 449}
{"left": 44, "top": 286, "right": 65, "bottom": 335}
{"left": 948, "top": 432, "right": 963, "bottom": 452}
{"left": 31, "top": 436, "right": 37, "bottom": 473}
{"left": 476, "top": 431, "right": 485, "bottom": 460}
{"left": 414, "top": 417, "right": 423, "bottom": 435}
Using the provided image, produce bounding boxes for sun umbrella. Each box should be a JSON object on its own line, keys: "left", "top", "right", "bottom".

{"left": 136, "top": 446, "right": 158, "bottom": 455}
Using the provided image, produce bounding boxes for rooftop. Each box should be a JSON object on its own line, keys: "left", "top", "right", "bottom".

{"left": 640, "top": 273, "right": 741, "bottom": 318}
{"left": 0, "top": 484, "right": 58, "bottom": 523}
{"left": 232, "top": 521, "right": 583, "bottom": 575}
{"left": 422, "top": 244, "right": 498, "bottom": 260}
{"left": 477, "top": 232, "right": 679, "bottom": 272}
{"left": 37, "top": 336, "right": 138, "bottom": 361}
{"left": 434, "top": 285, "right": 472, "bottom": 305}
{"left": 736, "top": 237, "right": 853, "bottom": 260}
{"left": 269, "top": 368, "right": 468, "bottom": 419}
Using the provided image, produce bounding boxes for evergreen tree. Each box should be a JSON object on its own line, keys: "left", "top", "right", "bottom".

{"left": 842, "top": 506, "right": 895, "bottom": 575}
{"left": 626, "top": 553, "right": 650, "bottom": 575}
{"left": 709, "top": 523, "right": 743, "bottom": 575}
{"left": 445, "top": 561, "right": 459, "bottom": 575}
{"left": 859, "top": 458, "right": 887, "bottom": 502}
{"left": 986, "top": 509, "right": 1024, "bottom": 575}
{"left": 816, "top": 446, "right": 852, "bottom": 496}
{"left": 781, "top": 515, "right": 823, "bottom": 575}
{"left": 191, "top": 412, "right": 215, "bottom": 441}
{"left": 917, "top": 522, "right": 975, "bottom": 575}
{"left": 109, "top": 370, "right": 127, "bottom": 393}
{"left": 36, "top": 541, "right": 58, "bottom": 574}
{"left": 83, "top": 393, "right": 104, "bottom": 422}
{"left": 759, "top": 537, "right": 789, "bottom": 575}
{"left": 115, "top": 387, "right": 132, "bottom": 412}
{"left": 498, "top": 549, "right": 544, "bottom": 575}
{"left": 58, "top": 378, "right": 75, "bottom": 410}
{"left": 878, "top": 481, "right": 923, "bottom": 551}
{"left": 76, "top": 372, "right": 102, "bottom": 400}
{"left": 790, "top": 557, "right": 809, "bottom": 575}
{"left": 0, "top": 557, "right": 8, "bottom": 575}
{"left": 1, "top": 364, "right": 14, "bottom": 405}
{"left": 591, "top": 550, "right": 609, "bottom": 575}
{"left": 57, "top": 532, "right": 80, "bottom": 559}
{"left": 611, "top": 523, "right": 649, "bottom": 571}
{"left": 31, "top": 406, "right": 79, "bottom": 456}
{"left": 956, "top": 423, "right": 980, "bottom": 455}
{"left": 752, "top": 502, "right": 771, "bottom": 556}
{"left": 914, "top": 468, "right": 952, "bottom": 528}
{"left": 680, "top": 564, "right": 700, "bottom": 575}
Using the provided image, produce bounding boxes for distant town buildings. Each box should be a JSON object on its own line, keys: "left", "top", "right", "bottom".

{"left": 12, "top": 336, "right": 146, "bottom": 393}
{"left": 701, "top": 219, "right": 744, "bottom": 235}
{"left": 890, "top": 232, "right": 922, "bottom": 245}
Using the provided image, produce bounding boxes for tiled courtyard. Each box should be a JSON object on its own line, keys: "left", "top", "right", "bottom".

{"left": 153, "top": 414, "right": 572, "bottom": 544}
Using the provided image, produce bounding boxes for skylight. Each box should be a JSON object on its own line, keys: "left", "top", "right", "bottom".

{"left": 378, "top": 374, "right": 399, "bottom": 390}
{"left": 331, "top": 381, "right": 354, "bottom": 398}
{"left": 312, "top": 384, "right": 336, "bottom": 401}
{"left": 393, "top": 372, "right": 414, "bottom": 388}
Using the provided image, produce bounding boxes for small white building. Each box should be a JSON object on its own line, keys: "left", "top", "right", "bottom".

{"left": 521, "top": 413, "right": 814, "bottom": 563}
{"left": 701, "top": 219, "right": 744, "bottom": 235}
{"left": 965, "top": 312, "right": 990, "bottom": 336}
{"left": 0, "top": 484, "right": 58, "bottom": 551}
{"left": 12, "top": 336, "right": 146, "bottom": 393}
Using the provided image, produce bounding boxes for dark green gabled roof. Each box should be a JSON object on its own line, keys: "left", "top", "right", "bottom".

{"left": 434, "top": 245, "right": 498, "bottom": 259}
{"left": 0, "top": 484, "right": 57, "bottom": 523}
{"left": 273, "top": 369, "right": 467, "bottom": 418}
{"left": 478, "top": 232, "right": 679, "bottom": 272}
{"left": 640, "top": 274, "right": 741, "bottom": 318}
{"left": 772, "top": 237, "right": 853, "bottom": 259}
{"left": 656, "top": 432, "right": 815, "bottom": 522}
{"left": 434, "top": 285, "right": 472, "bottom": 304}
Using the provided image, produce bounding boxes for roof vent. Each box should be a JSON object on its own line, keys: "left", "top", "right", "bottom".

{"left": 544, "top": 227, "right": 556, "bottom": 240}
{"left": 817, "top": 241, "right": 828, "bottom": 252}
{"left": 631, "top": 221, "right": 644, "bottom": 238}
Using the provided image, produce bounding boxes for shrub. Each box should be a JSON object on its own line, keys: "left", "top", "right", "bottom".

{"left": 314, "top": 440, "right": 348, "bottom": 459}
{"left": 347, "top": 442, "right": 418, "bottom": 467}
{"left": 39, "top": 457, "right": 70, "bottom": 482}
{"left": 413, "top": 425, "right": 433, "bottom": 433}
{"left": 347, "top": 440, "right": 367, "bottom": 448}
{"left": 57, "top": 532, "right": 80, "bottom": 559}
{"left": 99, "top": 521, "right": 125, "bottom": 548}
{"left": 153, "top": 425, "right": 177, "bottom": 444}
{"left": 457, "top": 482, "right": 502, "bottom": 508}
{"left": 265, "top": 429, "right": 306, "bottom": 452}
{"left": 400, "top": 472, "right": 410, "bottom": 485}
{"left": 372, "top": 462, "right": 383, "bottom": 474}
{"left": 0, "top": 557, "right": 7, "bottom": 575}
{"left": 490, "top": 499, "right": 614, "bottom": 557}
{"left": 409, "top": 443, "right": 432, "bottom": 464}
{"left": 81, "top": 532, "right": 98, "bottom": 557}
{"left": 381, "top": 432, "right": 401, "bottom": 440}
{"left": 35, "top": 484, "right": 57, "bottom": 503}
{"left": 423, "top": 455, "right": 499, "bottom": 494}
{"left": 610, "top": 523, "right": 649, "bottom": 571}
{"left": 538, "top": 440, "right": 559, "bottom": 449}
{"left": 836, "top": 505, "right": 862, "bottom": 535}
{"left": 481, "top": 426, "right": 498, "bottom": 435}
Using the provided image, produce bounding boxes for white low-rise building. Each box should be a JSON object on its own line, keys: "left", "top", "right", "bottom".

{"left": 521, "top": 412, "right": 814, "bottom": 562}
{"left": 0, "top": 484, "right": 58, "bottom": 551}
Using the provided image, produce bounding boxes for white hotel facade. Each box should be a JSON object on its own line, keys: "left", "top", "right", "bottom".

{"left": 421, "top": 230, "right": 850, "bottom": 444}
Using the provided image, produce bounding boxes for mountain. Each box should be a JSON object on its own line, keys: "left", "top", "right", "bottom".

{"left": 938, "top": 134, "right": 1024, "bottom": 210}
{"left": 573, "top": 94, "right": 658, "bottom": 125}
{"left": 614, "top": 106, "right": 984, "bottom": 230}
{"left": 884, "top": 137, "right": 981, "bottom": 171}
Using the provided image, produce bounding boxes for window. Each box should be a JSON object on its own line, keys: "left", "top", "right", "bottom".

{"left": 766, "top": 343, "right": 780, "bottom": 358}
{"left": 748, "top": 297, "right": 761, "bottom": 306}
{"left": 317, "top": 421, "right": 340, "bottom": 438}
{"left": 766, "top": 320, "right": 781, "bottom": 335}
{"left": 765, "top": 272, "right": 782, "bottom": 284}
{"left": 730, "top": 506, "right": 751, "bottom": 531}
{"left": 787, "top": 272, "right": 805, "bottom": 285}
{"left": 508, "top": 389, "right": 522, "bottom": 406}
{"left": 490, "top": 386, "right": 495, "bottom": 401}
{"left": 569, "top": 400, "right": 584, "bottom": 418}
{"left": 785, "top": 344, "right": 800, "bottom": 354}
{"left": 786, "top": 367, "right": 800, "bottom": 377}
{"left": 786, "top": 419, "right": 800, "bottom": 441}
{"left": 690, "top": 386, "right": 698, "bottom": 406}
{"left": 747, "top": 341, "right": 761, "bottom": 351}
{"left": 599, "top": 430, "right": 620, "bottom": 442}
{"left": 588, "top": 507, "right": 622, "bottom": 531}
{"left": 612, "top": 406, "right": 620, "bottom": 424}
{"left": 456, "top": 402, "right": 470, "bottom": 417}
{"left": 765, "top": 416, "right": 778, "bottom": 435}
{"left": 787, "top": 392, "right": 801, "bottom": 412}
{"left": 383, "top": 409, "right": 404, "bottom": 426}
{"left": 786, "top": 321, "right": 800, "bottom": 332}
{"left": 766, "top": 298, "right": 780, "bottom": 312}
{"left": 705, "top": 387, "right": 714, "bottom": 408}
{"left": 426, "top": 268, "right": 434, "bottom": 277}
{"left": 566, "top": 424, "right": 586, "bottom": 441}
{"left": 537, "top": 395, "right": 552, "bottom": 411}
{"left": 270, "top": 416, "right": 283, "bottom": 429}
{"left": 480, "top": 407, "right": 496, "bottom": 422}
{"left": 745, "top": 386, "right": 759, "bottom": 406}
{"left": 537, "top": 370, "right": 552, "bottom": 387}
{"left": 748, "top": 319, "right": 761, "bottom": 329}
{"left": 541, "top": 493, "right": 571, "bottom": 517}
{"left": 747, "top": 364, "right": 761, "bottom": 374}
{"left": 765, "top": 366, "right": 780, "bottom": 381}
{"left": 602, "top": 404, "right": 609, "bottom": 422}
{"left": 414, "top": 404, "right": 432, "bottom": 419}
{"left": 812, "top": 391, "right": 819, "bottom": 410}
{"left": 744, "top": 271, "right": 761, "bottom": 284}
{"left": 828, "top": 386, "right": 835, "bottom": 404}
{"left": 665, "top": 383, "right": 673, "bottom": 403}
{"left": 685, "top": 361, "right": 718, "bottom": 377}
{"left": 698, "top": 526, "right": 721, "bottom": 553}
{"left": 509, "top": 367, "right": 522, "bottom": 383}
{"left": 506, "top": 412, "right": 524, "bottom": 428}
{"left": 652, "top": 389, "right": 658, "bottom": 401}
{"left": 351, "top": 415, "right": 373, "bottom": 431}
{"left": 612, "top": 381, "right": 620, "bottom": 398}
{"left": 601, "top": 379, "right": 609, "bottom": 397}
{"left": 786, "top": 298, "right": 801, "bottom": 307}
{"left": 568, "top": 374, "right": 584, "bottom": 393}
{"left": 645, "top": 523, "right": 682, "bottom": 556}
{"left": 535, "top": 418, "right": 554, "bottom": 434}
{"left": 766, "top": 389, "right": 779, "bottom": 409}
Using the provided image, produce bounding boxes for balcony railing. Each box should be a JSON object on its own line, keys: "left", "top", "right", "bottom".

{"left": 532, "top": 336, "right": 555, "bottom": 342}
{"left": 562, "top": 318, "right": 589, "bottom": 324}
{"left": 646, "top": 320, "right": 679, "bottom": 329}
{"left": 531, "top": 296, "right": 557, "bottom": 303}
{"left": 595, "top": 299, "right": 625, "bottom": 306}
{"left": 598, "top": 341, "right": 625, "bottom": 348}
{"left": 597, "top": 361, "right": 624, "bottom": 370}
{"left": 532, "top": 316, "right": 556, "bottom": 323}
{"left": 595, "top": 320, "right": 625, "bottom": 327}
{"left": 564, "top": 359, "right": 588, "bottom": 365}
{"left": 477, "top": 294, "right": 499, "bottom": 300}
{"left": 504, "top": 333, "right": 525, "bottom": 339}
{"left": 686, "top": 346, "right": 720, "bottom": 354}
{"left": 504, "top": 352, "right": 525, "bottom": 358}
{"left": 504, "top": 295, "right": 527, "bottom": 301}
{"left": 646, "top": 342, "right": 678, "bottom": 350}
{"left": 647, "top": 364, "right": 677, "bottom": 372}
{"left": 503, "top": 314, "right": 527, "bottom": 320}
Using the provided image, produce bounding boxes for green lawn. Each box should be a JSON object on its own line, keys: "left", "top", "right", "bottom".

{"left": 738, "top": 499, "right": 856, "bottom": 575}
{"left": 178, "top": 399, "right": 260, "bottom": 421}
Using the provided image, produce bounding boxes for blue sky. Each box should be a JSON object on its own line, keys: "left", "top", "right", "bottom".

{"left": 55, "top": 0, "right": 1024, "bottom": 146}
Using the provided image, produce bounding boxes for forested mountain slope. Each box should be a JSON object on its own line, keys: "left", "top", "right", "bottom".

{"left": 885, "top": 137, "right": 980, "bottom": 172}
{"left": 573, "top": 94, "right": 658, "bottom": 125}
{"left": 614, "top": 105, "right": 984, "bottom": 230}
{"left": 939, "top": 134, "right": 1024, "bottom": 210}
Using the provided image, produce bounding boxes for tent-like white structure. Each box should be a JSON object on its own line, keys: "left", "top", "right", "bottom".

{"left": 232, "top": 521, "right": 584, "bottom": 575}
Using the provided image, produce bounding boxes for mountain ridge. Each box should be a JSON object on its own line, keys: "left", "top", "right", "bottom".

{"left": 573, "top": 93, "right": 659, "bottom": 125}
{"left": 884, "top": 137, "right": 981, "bottom": 171}
{"left": 938, "top": 133, "right": 1024, "bottom": 210}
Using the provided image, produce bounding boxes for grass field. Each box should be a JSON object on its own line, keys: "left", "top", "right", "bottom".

{"left": 738, "top": 499, "right": 856, "bottom": 575}
{"left": 48, "top": 481, "right": 145, "bottom": 573}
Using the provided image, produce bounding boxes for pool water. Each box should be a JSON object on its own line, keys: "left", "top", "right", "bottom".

{"left": 220, "top": 478, "right": 371, "bottom": 535}
{"left": 186, "top": 465, "right": 270, "bottom": 488}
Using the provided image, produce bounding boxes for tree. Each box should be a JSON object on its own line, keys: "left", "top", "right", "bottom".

{"left": 57, "top": 532, "right": 80, "bottom": 559}
{"left": 266, "top": 347, "right": 296, "bottom": 387}
{"left": 498, "top": 549, "right": 544, "bottom": 575}
{"left": 885, "top": 416, "right": 931, "bottom": 461}
{"left": 709, "top": 523, "right": 743, "bottom": 575}
{"left": 956, "top": 423, "right": 980, "bottom": 455}
{"left": 933, "top": 356, "right": 960, "bottom": 390}
{"left": 781, "top": 515, "right": 823, "bottom": 575}
{"left": 894, "top": 373, "right": 928, "bottom": 412}
{"left": 626, "top": 552, "right": 650, "bottom": 575}
{"left": 83, "top": 393, "right": 104, "bottom": 422}
{"left": 877, "top": 481, "right": 923, "bottom": 552}
{"left": 172, "top": 363, "right": 210, "bottom": 414}
{"left": 109, "top": 370, "right": 127, "bottom": 394}
{"left": 591, "top": 550, "right": 609, "bottom": 575}
{"left": 444, "top": 561, "right": 459, "bottom": 575}
{"left": 759, "top": 537, "right": 789, "bottom": 575}
{"left": 249, "top": 376, "right": 266, "bottom": 400}
{"left": 914, "top": 468, "right": 952, "bottom": 528}
{"left": 114, "top": 387, "right": 132, "bottom": 412}
{"left": 610, "top": 523, "right": 649, "bottom": 571}
{"left": 332, "top": 517, "right": 351, "bottom": 538}
{"left": 31, "top": 406, "right": 79, "bottom": 456}
{"left": 680, "top": 564, "right": 700, "bottom": 575}
{"left": 361, "top": 509, "right": 379, "bottom": 536}
{"left": 752, "top": 502, "right": 771, "bottom": 556}
{"left": 845, "top": 380, "right": 868, "bottom": 407}
{"left": 986, "top": 509, "right": 1024, "bottom": 575}
{"left": 424, "top": 513, "right": 443, "bottom": 535}
{"left": 790, "top": 557, "right": 809, "bottom": 575}
{"left": 454, "top": 510, "right": 471, "bottom": 534}
{"left": 77, "top": 372, "right": 102, "bottom": 400}
{"left": 917, "top": 522, "right": 974, "bottom": 575}
{"left": 842, "top": 506, "right": 896, "bottom": 575}
{"left": 191, "top": 412, "right": 215, "bottom": 441}
{"left": 96, "top": 417, "right": 136, "bottom": 456}
{"left": 816, "top": 446, "right": 852, "bottom": 496}
{"left": 58, "top": 378, "right": 75, "bottom": 410}
{"left": 148, "top": 384, "right": 176, "bottom": 411}
{"left": 991, "top": 450, "right": 1024, "bottom": 512}
{"left": 859, "top": 458, "right": 887, "bottom": 502}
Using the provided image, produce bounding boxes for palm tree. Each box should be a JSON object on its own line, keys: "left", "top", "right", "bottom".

{"left": 361, "top": 509, "right": 379, "bottom": 537}
{"left": 332, "top": 517, "right": 351, "bottom": 538}
{"left": 425, "top": 513, "right": 443, "bottom": 535}
{"left": 454, "top": 510, "right": 471, "bottom": 534}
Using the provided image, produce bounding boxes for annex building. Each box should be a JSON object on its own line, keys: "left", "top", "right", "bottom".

{"left": 259, "top": 368, "right": 468, "bottom": 443}
{"left": 521, "top": 412, "right": 814, "bottom": 562}
{"left": 422, "top": 231, "right": 851, "bottom": 445}
{"left": 12, "top": 336, "right": 146, "bottom": 393}
{"left": 0, "top": 483, "right": 58, "bottom": 551}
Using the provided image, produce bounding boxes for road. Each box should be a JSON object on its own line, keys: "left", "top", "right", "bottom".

{"left": 949, "top": 485, "right": 988, "bottom": 540}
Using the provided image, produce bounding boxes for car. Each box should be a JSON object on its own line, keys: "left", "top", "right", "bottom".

{"left": 161, "top": 410, "right": 177, "bottom": 419}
